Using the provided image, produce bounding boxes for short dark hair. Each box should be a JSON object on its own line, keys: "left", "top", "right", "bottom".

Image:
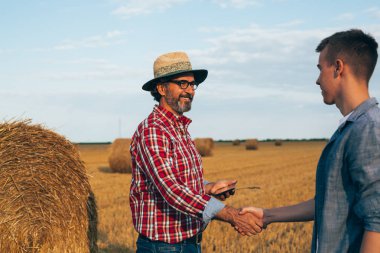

{"left": 316, "top": 29, "right": 378, "bottom": 83}
{"left": 150, "top": 89, "right": 161, "bottom": 102}
{"left": 150, "top": 78, "right": 169, "bottom": 102}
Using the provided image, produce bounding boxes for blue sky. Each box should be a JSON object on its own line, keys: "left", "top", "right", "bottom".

{"left": 1, "top": 0, "right": 380, "bottom": 142}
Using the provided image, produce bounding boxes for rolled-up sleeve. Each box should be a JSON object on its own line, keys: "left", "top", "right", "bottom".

{"left": 348, "top": 121, "right": 380, "bottom": 232}
{"left": 203, "top": 197, "right": 225, "bottom": 224}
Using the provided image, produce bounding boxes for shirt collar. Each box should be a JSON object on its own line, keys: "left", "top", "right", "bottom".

{"left": 347, "top": 97, "right": 378, "bottom": 122}
{"left": 154, "top": 105, "right": 192, "bottom": 128}
{"left": 338, "top": 97, "right": 378, "bottom": 130}
{"left": 338, "top": 111, "right": 353, "bottom": 128}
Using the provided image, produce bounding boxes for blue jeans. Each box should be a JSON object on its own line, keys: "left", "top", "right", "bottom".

{"left": 136, "top": 235, "right": 201, "bottom": 253}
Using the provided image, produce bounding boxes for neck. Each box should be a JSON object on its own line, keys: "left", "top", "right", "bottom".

{"left": 336, "top": 79, "right": 370, "bottom": 116}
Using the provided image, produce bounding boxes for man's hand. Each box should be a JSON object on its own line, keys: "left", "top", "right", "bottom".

{"left": 234, "top": 211, "right": 263, "bottom": 236}
{"left": 206, "top": 179, "right": 237, "bottom": 201}
{"left": 236, "top": 207, "right": 265, "bottom": 234}
{"left": 239, "top": 207, "right": 265, "bottom": 226}
{"left": 214, "top": 206, "right": 263, "bottom": 236}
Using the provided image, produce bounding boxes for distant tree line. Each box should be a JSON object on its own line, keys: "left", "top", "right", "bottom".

{"left": 215, "top": 138, "right": 329, "bottom": 143}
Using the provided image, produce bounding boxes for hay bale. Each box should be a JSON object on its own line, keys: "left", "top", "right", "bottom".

{"left": 194, "top": 138, "right": 214, "bottom": 157}
{"left": 108, "top": 138, "right": 132, "bottom": 173}
{"left": 274, "top": 139, "right": 283, "bottom": 146}
{"left": 245, "top": 139, "right": 259, "bottom": 150}
{"left": 204, "top": 137, "right": 214, "bottom": 149}
{"left": 232, "top": 139, "right": 241, "bottom": 146}
{"left": 0, "top": 120, "right": 98, "bottom": 253}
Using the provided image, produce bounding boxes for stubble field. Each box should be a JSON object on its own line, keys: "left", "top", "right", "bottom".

{"left": 78, "top": 141, "right": 326, "bottom": 253}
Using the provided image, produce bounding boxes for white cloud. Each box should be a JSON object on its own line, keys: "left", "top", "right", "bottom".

{"left": 186, "top": 25, "right": 354, "bottom": 111}
{"left": 0, "top": 48, "right": 14, "bottom": 54}
{"left": 112, "top": 0, "right": 187, "bottom": 18}
{"left": 275, "top": 19, "right": 304, "bottom": 28}
{"left": 53, "top": 30, "right": 126, "bottom": 50}
{"left": 199, "top": 82, "right": 320, "bottom": 103}
{"left": 42, "top": 70, "right": 127, "bottom": 81}
{"left": 365, "top": 7, "right": 380, "bottom": 18}
{"left": 193, "top": 24, "right": 331, "bottom": 66}
{"left": 2, "top": 56, "right": 146, "bottom": 96}
{"left": 59, "top": 58, "right": 111, "bottom": 65}
{"left": 106, "top": 30, "right": 123, "bottom": 38}
{"left": 195, "top": 24, "right": 380, "bottom": 71}
{"left": 334, "top": 12, "right": 355, "bottom": 21}
{"left": 212, "top": 0, "right": 261, "bottom": 8}
{"left": 188, "top": 24, "right": 380, "bottom": 124}
{"left": 198, "top": 26, "right": 229, "bottom": 33}
{"left": 37, "top": 59, "right": 145, "bottom": 83}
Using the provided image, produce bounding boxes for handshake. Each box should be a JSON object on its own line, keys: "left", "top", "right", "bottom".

{"left": 207, "top": 180, "right": 266, "bottom": 236}
{"left": 215, "top": 205, "right": 265, "bottom": 236}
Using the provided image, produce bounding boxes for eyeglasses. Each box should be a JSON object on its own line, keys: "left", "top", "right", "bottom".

{"left": 168, "top": 80, "right": 199, "bottom": 90}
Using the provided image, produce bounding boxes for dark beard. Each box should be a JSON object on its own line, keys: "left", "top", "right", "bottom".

{"left": 165, "top": 92, "right": 193, "bottom": 114}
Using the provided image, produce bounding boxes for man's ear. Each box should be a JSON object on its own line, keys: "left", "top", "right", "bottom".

{"left": 334, "top": 59, "right": 344, "bottom": 77}
{"left": 156, "top": 83, "right": 166, "bottom": 96}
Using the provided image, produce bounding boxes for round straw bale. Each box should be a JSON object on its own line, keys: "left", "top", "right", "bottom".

{"left": 274, "top": 139, "right": 283, "bottom": 146}
{"left": 245, "top": 139, "right": 259, "bottom": 150}
{"left": 194, "top": 138, "right": 213, "bottom": 157}
{"left": 0, "top": 120, "right": 98, "bottom": 253}
{"left": 108, "top": 138, "right": 132, "bottom": 173}
{"left": 232, "top": 139, "right": 241, "bottom": 146}
{"left": 204, "top": 137, "right": 214, "bottom": 149}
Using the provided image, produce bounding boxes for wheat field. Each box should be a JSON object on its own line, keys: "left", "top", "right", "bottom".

{"left": 78, "top": 140, "right": 326, "bottom": 253}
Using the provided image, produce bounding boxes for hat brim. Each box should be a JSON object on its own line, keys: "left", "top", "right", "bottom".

{"left": 142, "top": 69, "right": 208, "bottom": 91}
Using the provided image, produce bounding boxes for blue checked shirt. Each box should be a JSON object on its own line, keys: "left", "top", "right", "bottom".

{"left": 312, "top": 98, "right": 380, "bottom": 252}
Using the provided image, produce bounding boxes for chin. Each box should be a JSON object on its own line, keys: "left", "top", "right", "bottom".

{"left": 323, "top": 98, "right": 334, "bottom": 105}
{"left": 178, "top": 102, "right": 192, "bottom": 113}
{"left": 180, "top": 107, "right": 191, "bottom": 113}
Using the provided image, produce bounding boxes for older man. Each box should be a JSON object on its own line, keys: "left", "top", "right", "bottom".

{"left": 130, "top": 52, "right": 262, "bottom": 253}
{"left": 240, "top": 29, "right": 380, "bottom": 252}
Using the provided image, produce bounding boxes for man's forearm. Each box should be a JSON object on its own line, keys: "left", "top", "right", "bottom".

{"left": 360, "top": 231, "right": 380, "bottom": 253}
{"left": 264, "top": 199, "right": 315, "bottom": 225}
{"left": 214, "top": 205, "right": 238, "bottom": 224}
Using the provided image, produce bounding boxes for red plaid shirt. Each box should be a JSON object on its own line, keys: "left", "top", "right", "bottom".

{"left": 129, "top": 105, "right": 211, "bottom": 243}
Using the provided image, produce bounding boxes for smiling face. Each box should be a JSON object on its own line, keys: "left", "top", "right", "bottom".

{"left": 157, "top": 73, "right": 196, "bottom": 115}
{"left": 316, "top": 47, "right": 341, "bottom": 105}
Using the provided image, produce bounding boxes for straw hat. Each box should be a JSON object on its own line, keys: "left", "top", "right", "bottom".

{"left": 142, "top": 51, "right": 208, "bottom": 91}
